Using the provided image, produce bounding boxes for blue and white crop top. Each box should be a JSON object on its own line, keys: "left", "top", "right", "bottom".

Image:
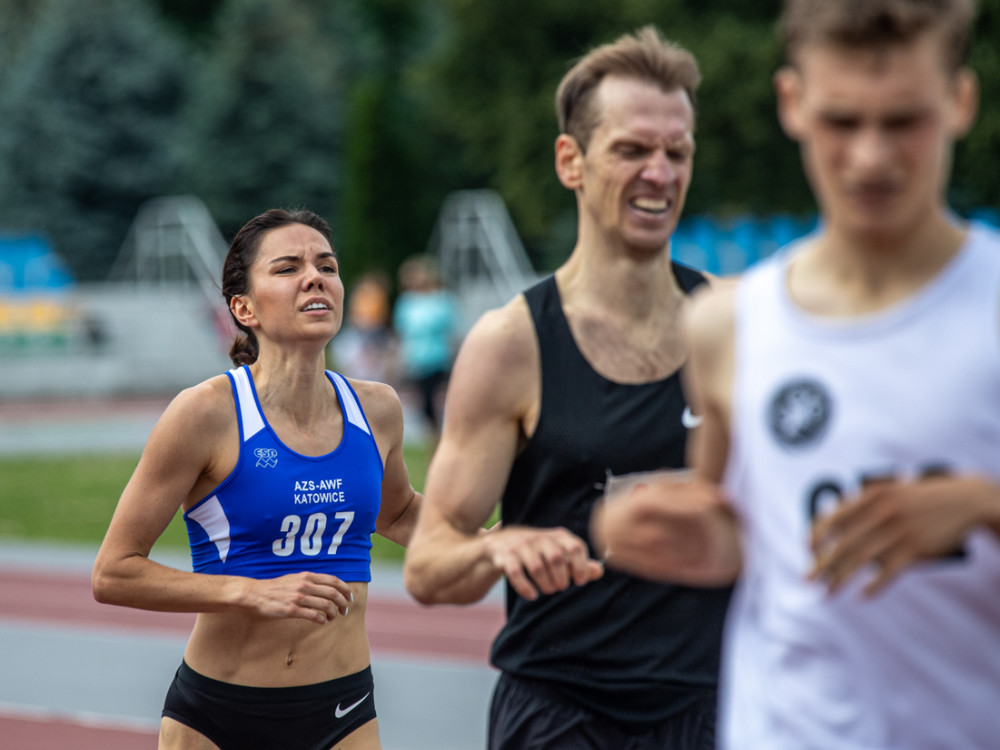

{"left": 183, "top": 366, "right": 384, "bottom": 582}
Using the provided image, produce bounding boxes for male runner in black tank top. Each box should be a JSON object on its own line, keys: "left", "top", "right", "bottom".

{"left": 404, "top": 27, "right": 731, "bottom": 749}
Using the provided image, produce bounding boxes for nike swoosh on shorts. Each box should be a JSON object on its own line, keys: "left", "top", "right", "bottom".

{"left": 335, "top": 692, "right": 371, "bottom": 719}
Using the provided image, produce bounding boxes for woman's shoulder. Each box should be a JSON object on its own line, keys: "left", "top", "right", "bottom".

{"left": 344, "top": 377, "right": 401, "bottom": 420}
{"left": 159, "top": 373, "right": 237, "bottom": 435}
{"left": 340, "top": 376, "right": 404, "bottom": 445}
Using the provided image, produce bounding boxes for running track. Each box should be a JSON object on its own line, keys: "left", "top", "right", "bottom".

{"left": 0, "top": 546, "right": 503, "bottom": 750}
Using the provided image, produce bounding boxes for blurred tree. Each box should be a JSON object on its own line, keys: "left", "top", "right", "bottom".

{"left": 152, "top": 0, "right": 226, "bottom": 40}
{"left": 952, "top": 0, "right": 1000, "bottom": 217}
{"left": 337, "top": 0, "right": 459, "bottom": 283}
{"left": 0, "top": 0, "right": 188, "bottom": 281}
{"left": 683, "top": 13, "right": 810, "bottom": 216}
{"left": 174, "top": 0, "right": 350, "bottom": 242}
{"left": 425, "top": 0, "right": 602, "bottom": 269}
{"left": 0, "top": 0, "right": 43, "bottom": 73}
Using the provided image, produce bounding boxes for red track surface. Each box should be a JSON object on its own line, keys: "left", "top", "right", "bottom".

{"left": 0, "top": 712, "right": 159, "bottom": 750}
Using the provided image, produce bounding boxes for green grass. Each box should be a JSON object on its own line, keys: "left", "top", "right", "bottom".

{"left": 0, "top": 441, "right": 434, "bottom": 564}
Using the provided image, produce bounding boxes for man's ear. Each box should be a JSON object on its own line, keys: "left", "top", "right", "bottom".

{"left": 951, "top": 67, "right": 979, "bottom": 139}
{"left": 230, "top": 295, "right": 257, "bottom": 330}
{"left": 774, "top": 66, "right": 805, "bottom": 141}
{"left": 555, "top": 133, "right": 584, "bottom": 189}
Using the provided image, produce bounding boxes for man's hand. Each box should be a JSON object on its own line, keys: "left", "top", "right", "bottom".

{"left": 591, "top": 475, "right": 740, "bottom": 586}
{"left": 481, "top": 526, "right": 603, "bottom": 601}
{"left": 810, "top": 476, "right": 998, "bottom": 596}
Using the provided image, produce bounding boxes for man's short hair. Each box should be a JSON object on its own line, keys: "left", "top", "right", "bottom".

{"left": 555, "top": 26, "right": 700, "bottom": 152}
{"left": 780, "top": 0, "right": 977, "bottom": 72}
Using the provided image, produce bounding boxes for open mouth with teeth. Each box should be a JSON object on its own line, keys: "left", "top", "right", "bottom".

{"left": 630, "top": 197, "right": 669, "bottom": 215}
{"left": 302, "top": 302, "right": 331, "bottom": 312}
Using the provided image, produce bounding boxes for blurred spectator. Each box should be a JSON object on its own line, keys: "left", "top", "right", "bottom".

{"left": 331, "top": 270, "right": 397, "bottom": 384}
{"left": 393, "top": 254, "right": 459, "bottom": 441}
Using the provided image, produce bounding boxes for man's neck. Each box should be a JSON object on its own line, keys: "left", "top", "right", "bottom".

{"left": 551, "top": 239, "right": 690, "bottom": 384}
{"left": 788, "top": 214, "right": 967, "bottom": 317}
{"left": 556, "top": 239, "right": 683, "bottom": 318}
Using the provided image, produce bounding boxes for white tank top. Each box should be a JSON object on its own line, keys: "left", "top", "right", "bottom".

{"left": 721, "top": 223, "right": 1000, "bottom": 750}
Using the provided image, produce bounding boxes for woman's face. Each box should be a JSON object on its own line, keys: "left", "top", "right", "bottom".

{"left": 234, "top": 223, "right": 345, "bottom": 348}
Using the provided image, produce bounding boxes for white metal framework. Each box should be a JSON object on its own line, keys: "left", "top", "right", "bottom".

{"left": 428, "top": 189, "right": 538, "bottom": 329}
{"left": 110, "top": 195, "right": 228, "bottom": 310}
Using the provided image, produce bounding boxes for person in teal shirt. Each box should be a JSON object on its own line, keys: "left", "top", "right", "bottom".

{"left": 394, "top": 254, "right": 459, "bottom": 440}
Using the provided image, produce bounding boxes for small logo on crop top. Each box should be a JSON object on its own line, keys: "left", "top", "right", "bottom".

{"left": 768, "top": 378, "right": 832, "bottom": 449}
{"left": 255, "top": 448, "right": 278, "bottom": 468}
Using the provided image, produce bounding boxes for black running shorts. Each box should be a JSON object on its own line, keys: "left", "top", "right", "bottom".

{"left": 489, "top": 672, "right": 716, "bottom": 750}
{"left": 162, "top": 661, "right": 376, "bottom": 750}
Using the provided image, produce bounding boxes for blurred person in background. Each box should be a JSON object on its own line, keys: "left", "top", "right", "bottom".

{"left": 332, "top": 270, "right": 398, "bottom": 385}
{"left": 93, "top": 208, "right": 423, "bottom": 750}
{"left": 405, "top": 27, "right": 731, "bottom": 750}
{"left": 393, "top": 254, "right": 459, "bottom": 443}
{"left": 593, "top": 1, "right": 1000, "bottom": 748}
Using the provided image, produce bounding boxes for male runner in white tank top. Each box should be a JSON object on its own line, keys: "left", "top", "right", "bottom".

{"left": 593, "top": 1, "right": 1000, "bottom": 748}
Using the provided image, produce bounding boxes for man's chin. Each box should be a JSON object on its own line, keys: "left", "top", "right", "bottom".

{"left": 623, "top": 227, "right": 675, "bottom": 255}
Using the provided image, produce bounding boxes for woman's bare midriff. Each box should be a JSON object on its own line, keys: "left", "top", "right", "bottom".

{"left": 182, "top": 581, "right": 371, "bottom": 686}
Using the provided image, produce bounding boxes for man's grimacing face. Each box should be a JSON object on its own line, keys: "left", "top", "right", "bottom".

{"left": 575, "top": 75, "right": 696, "bottom": 254}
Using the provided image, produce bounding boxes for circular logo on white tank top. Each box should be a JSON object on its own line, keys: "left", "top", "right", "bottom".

{"left": 768, "top": 378, "right": 833, "bottom": 449}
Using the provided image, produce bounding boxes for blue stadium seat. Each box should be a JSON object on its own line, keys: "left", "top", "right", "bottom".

{"left": 0, "top": 235, "right": 74, "bottom": 293}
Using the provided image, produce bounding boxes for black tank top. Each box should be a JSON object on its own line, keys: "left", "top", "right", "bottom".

{"left": 491, "top": 266, "right": 733, "bottom": 725}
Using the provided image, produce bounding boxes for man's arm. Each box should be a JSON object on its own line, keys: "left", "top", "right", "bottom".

{"left": 404, "top": 297, "right": 604, "bottom": 605}
{"left": 591, "top": 284, "right": 743, "bottom": 585}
